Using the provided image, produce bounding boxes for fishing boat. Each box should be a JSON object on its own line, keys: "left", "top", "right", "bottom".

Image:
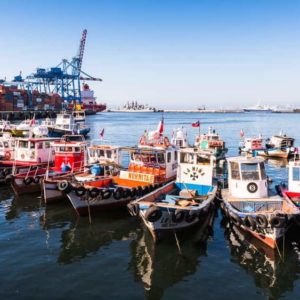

{"left": 255, "top": 132, "right": 296, "bottom": 158}
{"left": 194, "top": 126, "right": 227, "bottom": 160}
{"left": 220, "top": 156, "right": 299, "bottom": 249}
{"left": 0, "top": 119, "right": 13, "bottom": 132}
{"left": 243, "top": 103, "right": 273, "bottom": 112}
{"left": 10, "top": 136, "right": 60, "bottom": 196}
{"left": 239, "top": 136, "right": 265, "bottom": 154}
{"left": 47, "top": 111, "right": 90, "bottom": 137}
{"left": 170, "top": 127, "right": 189, "bottom": 148}
{"left": 65, "top": 122, "right": 178, "bottom": 216}
{"left": 128, "top": 147, "right": 217, "bottom": 241}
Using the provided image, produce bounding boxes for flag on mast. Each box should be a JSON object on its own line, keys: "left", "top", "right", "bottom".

{"left": 192, "top": 120, "right": 200, "bottom": 127}
{"left": 100, "top": 128, "right": 105, "bottom": 139}
{"left": 240, "top": 129, "right": 245, "bottom": 138}
{"left": 157, "top": 117, "right": 164, "bottom": 136}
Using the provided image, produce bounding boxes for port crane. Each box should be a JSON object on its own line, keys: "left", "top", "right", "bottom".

{"left": 8, "top": 29, "right": 102, "bottom": 107}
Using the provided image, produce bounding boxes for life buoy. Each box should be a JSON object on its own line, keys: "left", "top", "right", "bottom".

{"left": 244, "top": 215, "right": 257, "bottom": 230}
{"left": 75, "top": 186, "right": 86, "bottom": 197}
{"left": 57, "top": 180, "right": 70, "bottom": 192}
{"left": 270, "top": 215, "right": 287, "bottom": 228}
{"left": 23, "top": 177, "right": 33, "bottom": 185}
{"left": 145, "top": 206, "right": 162, "bottom": 222}
{"left": 186, "top": 211, "right": 197, "bottom": 223}
{"left": 113, "top": 187, "right": 123, "bottom": 200}
{"left": 101, "top": 189, "right": 112, "bottom": 199}
{"left": 4, "top": 151, "right": 11, "bottom": 160}
{"left": 33, "top": 177, "right": 40, "bottom": 184}
{"left": 247, "top": 182, "right": 258, "bottom": 193}
{"left": 163, "top": 137, "right": 170, "bottom": 147}
{"left": 230, "top": 212, "right": 242, "bottom": 226}
{"left": 89, "top": 188, "right": 100, "bottom": 198}
{"left": 256, "top": 214, "right": 268, "bottom": 228}
{"left": 127, "top": 202, "right": 140, "bottom": 217}
{"left": 172, "top": 209, "right": 186, "bottom": 223}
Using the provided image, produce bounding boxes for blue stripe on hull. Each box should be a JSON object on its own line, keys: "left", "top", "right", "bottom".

{"left": 175, "top": 182, "right": 214, "bottom": 195}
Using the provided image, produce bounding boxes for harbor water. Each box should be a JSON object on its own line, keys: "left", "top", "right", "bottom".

{"left": 1, "top": 112, "right": 300, "bottom": 300}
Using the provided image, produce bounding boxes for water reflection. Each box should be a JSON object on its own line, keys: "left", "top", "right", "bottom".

{"left": 266, "top": 158, "right": 289, "bottom": 168}
{"left": 40, "top": 207, "right": 138, "bottom": 264}
{"left": 222, "top": 218, "right": 300, "bottom": 299}
{"left": 129, "top": 212, "right": 215, "bottom": 300}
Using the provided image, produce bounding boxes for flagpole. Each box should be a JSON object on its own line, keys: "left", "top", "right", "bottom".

{"left": 198, "top": 120, "right": 200, "bottom": 137}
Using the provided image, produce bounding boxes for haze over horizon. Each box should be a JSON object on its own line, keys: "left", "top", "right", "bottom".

{"left": 1, "top": 0, "right": 300, "bottom": 109}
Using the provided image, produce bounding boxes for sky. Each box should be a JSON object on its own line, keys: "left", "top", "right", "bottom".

{"left": 1, "top": 0, "right": 300, "bottom": 109}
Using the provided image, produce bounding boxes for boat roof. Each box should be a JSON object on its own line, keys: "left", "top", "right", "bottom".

{"left": 16, "top": 137, "right": 60, "bottom": 142}
{"left": 89, "top": 145, "right": 120, "bottom": 150}
{"left": 122, "top": 146, "right": 174, "bottom": 153}
{"left": 272, "top": 135, "right": 294, "bottom": 141}
{"left": 227, "top": 156, "right": 265, "bottom": 164}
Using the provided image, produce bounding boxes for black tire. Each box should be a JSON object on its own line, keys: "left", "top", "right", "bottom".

{"left": 75, "top": 186, "right": 86, "bottom": 197}
{"left": 89, "top": 188, "right": 100, "bottom": 198}
{"left": 154, "top": 184, "right": 160, "bottom": 190}
{"left": 101, "top": 189, "right": 112, "bottom": 199}
{"left": 244, "top": 215, "right": 257, "bottom": 230}
{"left": 256, "top": 214, "right": 268, "bottom": 228}
{"left": 145, "top": 206, "right": 162, "bottom": 222}
{"left": 113, "top": 187, "right": 123, "bottom": 200}
{"left": 172, "top": 209, "right": 186, "bottom": 223}
{"left": 3, "top": 168, "right": 10, "bottom": 176}
{"left": 294, "top": 214, "right": 300, "bottom": 226}
{"left": 4, "top": 175, "right": 13, "bottom": 184}
{"left": 0, "top": 170, "right": 6, "bottom": 178}
{"left": 33, "top": 177, "right": 40, "bottom": 184}
{"left": 270, "top": 215, "right": 287, "bottom": 228}
{"left": 130, "top": 187, "right": 137, "bottom": 198}
{"left": 143, "top": 186, "right": 150, "bottom": 195}
{"left": 57, "top": 180, "right": 70, "bottom": 192}
{"left": 186, "top": 211, "right": 197, "bottom": 223}
{"left": 247, "top": 182, "right": 258, "bottom": 193}
{"left": 127, "top": 202, "right": 140, "bottom": 217}
{"left": 23, "top": 177, "right": 33, "bottom": 185}
{"left": 230, "top": 212, "right": 242, "bottom": 226}
{"left": 122, "top": 189, "right": 131, "bottom": 199}
{"left": 136, "top": 186, "right": 143, "bottom": 197}
{"left": 275, "top": 185, "right": 282, "bottom": 197}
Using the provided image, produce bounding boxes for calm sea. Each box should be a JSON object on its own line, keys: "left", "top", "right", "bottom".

{"left": 1, "top": 112, "right": 300, "bottom": 300}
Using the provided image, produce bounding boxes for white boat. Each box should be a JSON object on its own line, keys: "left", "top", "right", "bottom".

{"left": 171, "top": 127, "right": 189, "bottom": 148}
{"left": 244, "top": 103, "right": 273, "bottom": 112}
{"left": 239, "top": 136, "right": 265, "bottom": 154}
{"left": 221, "top": 156, "right": 299, "bottom": 249}
{"left": 128, "top": 147, "right": 217, "bottom": 241}
{"left": 0, "top": 132, "right": 15, "bottom": 161}
{"left": 108, "top": 101, "right": 158, "bottom": 112}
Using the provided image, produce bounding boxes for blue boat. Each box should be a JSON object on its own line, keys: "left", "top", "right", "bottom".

{"left": 47, "top": 111, "right": 90, "bottom": 138}
{"left": 128, "top": 147, "right": 217, "bottom": 241}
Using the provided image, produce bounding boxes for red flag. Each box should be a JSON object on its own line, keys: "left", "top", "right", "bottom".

{"left": 157, "top": 118, "right": 164, "bottom": 135}
{"left": 29, "top": 116, "right": 36, "bottom": 127}
{"left": 240, "top": 129, "right": 244, "bottom": 138}
{"left": 192, "top": 121, "right": 200, "bottom": 128}
{"left": 100, "top": 128, "right": 105, "bottom": 138}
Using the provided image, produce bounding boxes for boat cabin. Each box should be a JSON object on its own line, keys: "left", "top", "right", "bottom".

{"left": 176, "top": 148, "right": 214, "bottom": 194}
{"left": 227, "top": 156, "right": 267, "bottom": 199}
{"left": 242, "top": 137, "right": 264, "bottom": 151}
{"left": 267, "top": 134, "right": 294, "bottom": 149}
{"left": 73, "top": 110, "right": 86, "bottom": 123}
{"left": 51, "top": 135, "right": 89, "bottom": 172}
{"left": 88, "top": 142, "right": 121, "bottom": 166}
{"left": 54, "top": 113, "right": 78, "bottom": 132}
{"left": 0, "top": 133, "right": 15, "bottom": 160}
{"left": 171, "top": 127, "right": 189, "bottom": 148}
{"left": 14, "top": 137, "right": 59, "bottom": 164}
{"left": 288, "top": 161, "right": 300, "bottom": 193}
{"left": 195, "top": 127, "right": 225, "bottom": 151}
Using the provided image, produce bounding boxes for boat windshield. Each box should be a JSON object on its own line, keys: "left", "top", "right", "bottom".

{"left": 241, "top": 163, "right": 260, "bottom": 180}
{"left": 293, "top": 167, "right": 300, "bottom": 181}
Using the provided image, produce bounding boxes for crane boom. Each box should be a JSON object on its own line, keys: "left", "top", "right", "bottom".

{"left": 78, "top": 29, "right": 87, "bottom": 72}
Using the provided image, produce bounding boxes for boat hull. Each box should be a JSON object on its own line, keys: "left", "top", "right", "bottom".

{"left": 255, "top": 148, "right": 290, "bottom": 159}
{"left": 47, "top": 127, "right": 90, "bottom": 138}
{"left": 42, "top": 179, "right": 68, "bottom": 204}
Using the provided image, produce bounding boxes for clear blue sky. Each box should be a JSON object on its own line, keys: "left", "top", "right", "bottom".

{"left": 1, "top": 0, "right": 300, "bottom": 109}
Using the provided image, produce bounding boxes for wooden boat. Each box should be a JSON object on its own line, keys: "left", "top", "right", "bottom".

{"left": 255, "top": 133, "right": 295, "bottom": 158}
{"left": 10, "top": 136, "right": 60, "bottom": 196}
{"left": 47, "top": 111, "right": 90, "bottom": 137}
{"left": 220, "top": 156, "right": 299, "bottom": 249}
{"left": 194, "top": 126, "right": 227, "bottom": 161}
{"left": 128, "top": 147, "right": 217, "bottom": 241}
{"left": 65, "top": 125, "right": 178, "bottom": 216}
{"left": 239, "top": 136, "right": 265, "bottom": 154}
{"left": 42, "top": 135, "right": 89, "bottom": 204}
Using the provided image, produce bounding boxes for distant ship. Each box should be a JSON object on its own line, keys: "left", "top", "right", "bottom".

{"left": 243, "top": 103, "right": 272, "bottom": 112}
{"left": 108, "top": 101, "right": 161, "bottom": 112}
{"left": 80, "top": 83, "right": 106, "bottom": 113}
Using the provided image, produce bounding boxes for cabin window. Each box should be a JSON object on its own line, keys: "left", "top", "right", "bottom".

{"left": 45, "top": 141, "right": 50, "bottom": 148}
{"left": 89, "top": 149, "right": 95, "bottom": 157}
{"left": 19, "top": 141, "right": 29, "bottom": 148}
{"left": 180, "top": 153, "right": 188, "bottom": 163}
{"left": 293, "top": 167, "right": 300, "bottom": 181}
{"left": 30, "top": 142, "right": 35, "bottom": 149}
{"left": 197, "top": 155, "right": 207, "bottom": 164}
{"left": 3, "top": 142, "right": 9, "bottom": 148}
{"left": 59, "top": 146, "right": 65, "bottom": 152}
{"left": 157, "top": 153, "right": 165, "bottom": 163}
{"left": 107, "top": 150, "right": 112, "bottom": 158}
{"left": 149, "top": 154, "right": 156, "bottom": 164}
{"left": 241, "top": 163, "right": 259, "bottom": 180}
{"left": 260, "top": 162, "right": 266, "bottom": 179}
{"left": 174, "top": 151, "right": 178, "bottom": 161}
{"left": 64, "top": 125, "right": 69, "bottom": 129}
{"left": 167, "top": 152, "right": 171, "bottom": 163}
{"left": 141, "top": 154, "right": 150, "bottom": 163}
{"left": 37, "top": 142, "right": 43, "bottom": 149}
{"left": 230, "top": 162, "right": 240, "bottom": 180}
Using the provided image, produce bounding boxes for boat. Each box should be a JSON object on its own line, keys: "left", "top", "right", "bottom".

{"left": 108, "top": 101, "right": 158, "bottom": 112}
{"left": 79, "top": 83, "right": 106, "bottom": 113}
{"left": 128, "top": 147, "right": 217, "bottom": 241}
{"left": 239, "top": 136, "right": 265, "bottom": 154}
{"left": 0, "top": 119, "right": 13, "bottom": 132}
{"left": 170, "top": 127, "right": 189, "bottom": 148}
{"left": 10, "top": 136, "right": 60, "bottom": 196}
{"left": 220, "top": 156, "right": 299, "bottom": 248}
{"left": 65, "top": 122, "right": 178, "bottom": 216}
{"left": 194, "top": 126, "right": 227, "bottom": 160}
{"left": 244, "top": 103, "right": 273, "bottom": 112}
{"left": 47, "top": 111, "right": 90, "bottom": 137}
{"left": 254, "top": 132, "right": 296, "bottom": 158}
